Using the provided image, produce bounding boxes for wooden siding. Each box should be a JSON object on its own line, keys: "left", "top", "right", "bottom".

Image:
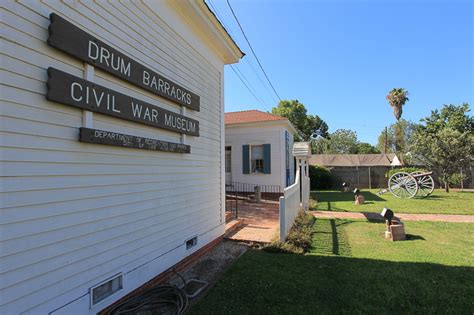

{"left": 0, "top": 1, "right": 224, "bottom": 314}
{"left": 225, "top": 124, "right": 294, "bottom": 188}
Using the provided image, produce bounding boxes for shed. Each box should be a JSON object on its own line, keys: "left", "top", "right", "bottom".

{"left": 309, "top": 154, "right": 404, "bottom": 188}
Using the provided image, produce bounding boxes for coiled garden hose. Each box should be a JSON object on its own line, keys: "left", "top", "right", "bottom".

{"left": 107, "top": 269, "right": 189, "bottom": 315}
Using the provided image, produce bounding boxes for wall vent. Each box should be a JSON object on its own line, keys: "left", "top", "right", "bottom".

{"left": 90, "top": 273, "right": 123, "bottom": 307}
{"left": 186, "top": 236, "right": 198, "bottom": 250}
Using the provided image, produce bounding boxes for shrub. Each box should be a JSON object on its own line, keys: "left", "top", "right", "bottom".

{"left": 309, "top": 165, "right": 333, "bottom": 189}
{"left": 263, "top": 211, "right": 315, "bottom": 254}
{"left": 445, "top": 173, "right": 468, "bottom": 187}
{"left": 262, "top": 241, "right": 304, "bottom": 254}
{"left": 286, "top": 227, "right": 312, "bottom": 252}
{"left": 385, "top": 167, "right": 427, "bottom": 179}
{"left": 292, "top": 210, "right": 315, "bottom": 229}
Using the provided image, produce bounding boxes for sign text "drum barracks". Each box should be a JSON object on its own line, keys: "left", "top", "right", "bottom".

{"left": 48, "top": 13, "right": 200, "bottom": 111}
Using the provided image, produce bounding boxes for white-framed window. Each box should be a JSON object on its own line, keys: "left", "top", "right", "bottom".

{"left": 251, "top": 145, "right": 264, "bottom": 173}
{"left": 242, "top": 144, "right": 270, "bottom": 175}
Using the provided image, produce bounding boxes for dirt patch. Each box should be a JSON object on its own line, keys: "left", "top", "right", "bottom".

{"left": 168, "top": 240, "right": 248, "bottom": 304}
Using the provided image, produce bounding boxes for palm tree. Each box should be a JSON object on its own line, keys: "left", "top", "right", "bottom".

{"left": 386, "top": 88, "right": 409, "bottom": 152}
{"left": 386, "top": 88, "right": 409, "bottom": 121}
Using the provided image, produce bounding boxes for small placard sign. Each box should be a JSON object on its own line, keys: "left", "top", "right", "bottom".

{"left": 48, "top": 13, "right": 200, "bottom": 111}
{"left": 80, "top": 128, "right": 190, "bottom": 153}
{"left": 47, "top": 68, "right": 199, "bottom": 136}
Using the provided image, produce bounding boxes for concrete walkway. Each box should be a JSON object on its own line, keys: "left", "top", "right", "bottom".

{"left": 310, "top": 211, "right": 474, "bottom": 223}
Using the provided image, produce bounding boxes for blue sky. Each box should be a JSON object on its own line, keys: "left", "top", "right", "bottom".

{"left": 208, "top": 0, "right": 473, "bottom": 145}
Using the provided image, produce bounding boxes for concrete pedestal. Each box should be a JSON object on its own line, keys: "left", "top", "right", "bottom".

{"left": 354, "top": 195, "right": 365, "bottom": 205}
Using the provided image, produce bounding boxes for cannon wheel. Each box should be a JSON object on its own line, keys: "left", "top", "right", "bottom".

{"left": 388, "top": 172, "right": 418, "bottom": 199}
{"left": 411, "top": 171, "right": 435, "bottom": 197}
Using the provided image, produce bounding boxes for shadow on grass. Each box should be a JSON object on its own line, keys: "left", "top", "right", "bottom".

{"left": 361, "top": 211, "right": 385, "bottom": 223}
{"left": 311, "top": 219, "right": 352, "bottom": 256}
{"left": 312, "top": 191, "right": 386, "bottom": 202}
{"left": 190, "top": 252, "right": 473, "bottom": 314}
{"left": 414, "top": 195, "right": 444, "bottom": 200}
{"left": 190, "top": 219, "right": 471, "bottom": 314}
{"left": 406, "top": 234, "right": 426, "bottom": 241}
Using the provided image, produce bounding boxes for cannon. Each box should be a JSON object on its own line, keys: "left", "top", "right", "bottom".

{"left": 379, "top": 171, "right": 435, "bottom": 199}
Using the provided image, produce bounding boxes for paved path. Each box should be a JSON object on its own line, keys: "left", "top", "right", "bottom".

{"left": 226, "top": 200, "right": 279, "bottom": 243}
{"left": 310, "top": 211, "right": 474, "bottom": 223}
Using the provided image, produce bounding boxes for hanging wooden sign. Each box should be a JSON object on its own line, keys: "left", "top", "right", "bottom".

{"left": 47, "top": 67, "right": 199, "bottom": 136}
{"left": 47, "top": 13, "right": 200, "bottom": 111}
{"left": 80, "top": 128, "right": 190, "bottom": 153}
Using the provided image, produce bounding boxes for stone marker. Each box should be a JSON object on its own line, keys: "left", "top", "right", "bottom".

{"left": 390, "top": 223, "right": 406, "bottom": 241}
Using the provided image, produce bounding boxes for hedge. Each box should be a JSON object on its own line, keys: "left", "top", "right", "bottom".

{"left": 385, "top": 167, "right": 427, "bottom": 179}
{"left": 309, "top": 165, "right": 332, "bottom": 189}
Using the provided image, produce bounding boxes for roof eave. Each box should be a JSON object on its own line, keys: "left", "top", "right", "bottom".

{"left": 226, "top": 119, "right": 298, "bottom": 134}
{"left": 165, "top": 0, "right": 244, "bottom": 64}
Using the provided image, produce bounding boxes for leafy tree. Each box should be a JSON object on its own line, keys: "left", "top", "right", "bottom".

{"left": 306, "top": 114, "right": 329, "bottom": 139}
{"left": 312, "top": 131, "right": 379, "bottom": 154}
{"left": 327, "top": 129, "right": 359, "bottom": 154}
{"left": 311, "top": 136, "right": 330, "bottom": 154}
{"left": 411, "top": 103, "right": 473, "bottom": 192}
{"left": 386, "top": 88, "right": 410, "bottom": 152}
{"left": 357, "top": 142, "right": 380, "bottom": 154}
{"left": 376, "top": 119, "right": 418, "bottom": 154}
{"left": 272, "top": 100, "right": 328, "bottom": 141}
{"left": 421, "top": 103, "right": 474, "bottom": 134}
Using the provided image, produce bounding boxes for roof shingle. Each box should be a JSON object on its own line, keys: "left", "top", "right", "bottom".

{"left": 225, "top": 110, "right": 288, "bottom": 124}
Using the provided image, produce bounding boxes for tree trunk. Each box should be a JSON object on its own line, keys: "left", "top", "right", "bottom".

{"left": 394, "top": 121, "right": 402, "bottom": 153}
{"left": 444, "top": 181, "right": 449, "bottom": 193}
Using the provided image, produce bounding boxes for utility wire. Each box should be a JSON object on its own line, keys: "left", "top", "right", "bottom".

{"left": 210, "top": 0, "right": 278, "bottom": 104}
{"left": 232, "top": 63, "right": 266, "bottom": 105}
{"left": 226, "top": 0, "right": 282, "bottom": 102}
{"left": 245, "top": 57, "right": 279, "bottom": 104}
{"left": 230, "top": 65, "right": 270, "bottom": 111}
{"left": 208, "top": 0, "right": 272, "bottom": 111}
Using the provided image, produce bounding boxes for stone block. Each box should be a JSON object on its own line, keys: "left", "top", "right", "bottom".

{"left": 390, "top": 224, "right": 406, "bottom": 241}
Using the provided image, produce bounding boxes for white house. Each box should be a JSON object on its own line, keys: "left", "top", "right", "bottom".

{"left": 225, "top": 110, "right": 298, "bottom": 191}
{"left": 0, "top": 1, "right": 243, "bottom": 314}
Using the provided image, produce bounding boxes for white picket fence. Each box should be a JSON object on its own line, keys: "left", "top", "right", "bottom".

{"left": 279, "top": 160, "right": 311, "bottom": 241}
{"left": 279, "top": 167, "right": 301, "bottom": 241}
{"left": 302, "top": 174, "right": 310, "bottom": 210}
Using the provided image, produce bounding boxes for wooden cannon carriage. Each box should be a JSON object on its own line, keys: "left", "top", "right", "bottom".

{"left": 379, "top": 171, "right": 435, "bottom": 199}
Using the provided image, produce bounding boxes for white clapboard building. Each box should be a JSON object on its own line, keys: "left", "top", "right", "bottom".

{"left": 1, "top": 1, "right": 243, "bottom": 314}
{"left": 225, "top": 110, "right": 298, "bottom": 191}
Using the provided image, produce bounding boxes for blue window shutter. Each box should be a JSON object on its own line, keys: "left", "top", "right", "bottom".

{"left": 242, "top": 145, "right": 250, "bottom": 174}
{"left": 263, "top": 144, "right": 271, "bottom": 174}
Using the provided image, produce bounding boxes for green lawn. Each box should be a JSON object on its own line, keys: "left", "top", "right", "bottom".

{"left": 190, "top": 220, "right": 474, "bottom": 314}
{"left": 311, "top": 189, "right": 474, "bottom": 215}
